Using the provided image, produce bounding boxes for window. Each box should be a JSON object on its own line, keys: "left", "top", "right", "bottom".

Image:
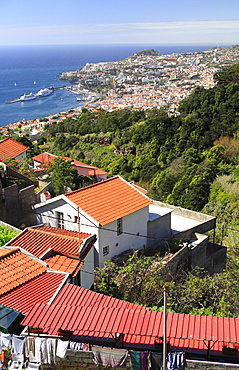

{"left": 103, "top": 246, "right": 109, "bottom": 256}
{"left": 117, "top": 218, "right": 122, "bottom": 235}
{"left": 74, "top": 215, "right": 80, "bottom": 224}
{"left": 57, "top": 212, "right": 64, "bottom": 229}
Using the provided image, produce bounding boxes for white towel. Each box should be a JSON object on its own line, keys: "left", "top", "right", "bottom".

{"left": 56, "top": 339, "right": 69, "bottom": 359}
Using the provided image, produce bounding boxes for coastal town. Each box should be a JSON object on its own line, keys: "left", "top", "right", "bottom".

{"left": 1, "top": 45, "right": 239, "bottom": 137}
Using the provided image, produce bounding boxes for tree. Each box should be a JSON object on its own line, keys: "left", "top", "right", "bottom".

{"left": 50, "top": 157, "right": 78, "bottom": 196}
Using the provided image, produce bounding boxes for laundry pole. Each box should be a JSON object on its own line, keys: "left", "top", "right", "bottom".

{"left": 163, "top": 285, "right": 168, "bottom": 370}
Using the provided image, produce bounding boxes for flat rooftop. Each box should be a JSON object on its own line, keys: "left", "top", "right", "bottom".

{"left": 149, "top": 204, "right": 202, "bottom": 234}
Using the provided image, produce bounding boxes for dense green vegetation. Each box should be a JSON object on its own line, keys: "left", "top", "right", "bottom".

{"left": 24, "top": 62, "right": 239, "bottom": 316}
{"left": 94, "top": 250, "right": 239, "bottom": 317}
{"left": 0, "top": 225, "right": 18, "bottom": 245}
{"left": 45, "top": 63, "right": 239, "bottom": 215}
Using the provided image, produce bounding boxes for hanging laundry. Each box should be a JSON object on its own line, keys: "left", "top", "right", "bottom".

{"left": 176, "top": 352, "right": 185, "bottom": 370}
{"left": 92, "top": 345, "right": 128, "bottom": 367}
{"left": 130, "top": 350, "right": 140, "bottom": 370}
{"left": 56, "top": 339, "right": 69, "bottom": 359}
{"left": 46, "top": 338, "right": 56, "bottom": 363}
{"left": 140, "top": 351, "right": 149, "bottom": 370}
{"left": 25, "top": 337, "right": 35, "bottom": 358}
{"left": 69, "top": 341, "right": 85, "bottom": 351}
{"left": 167, "top": 352, "right": 185, "bottom": 370}
{"left": 149, "top": 352, "right": 163, "bottom": 370}
{"left": 11, "top": 335, "right": 25, "bottom": 355}
{"left": 167, "top": 352, "right": 176, "bottom": 370}
{"left": 0, "top": 333, "right": 11, "bottom": 348}
{"left": 35, "top": 337, "right": 48, "bottom": 364}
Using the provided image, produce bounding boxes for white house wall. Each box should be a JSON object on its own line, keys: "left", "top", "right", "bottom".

{"left": 98, "top": 207, "right": 149, "bottom": 267}
{"left": 80, "top": 247, "right": 94, "bottom": 289}
{"left": 35, "top": 199, "right": 149, "bottom": 268}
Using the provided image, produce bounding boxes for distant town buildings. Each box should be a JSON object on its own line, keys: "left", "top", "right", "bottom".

{"left": 1, "top": 46, "right": 239, "bottom": 136}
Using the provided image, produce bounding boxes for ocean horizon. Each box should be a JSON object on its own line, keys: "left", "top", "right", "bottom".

{"left": 0, "top": 43, "right": 231, "bottom": 127}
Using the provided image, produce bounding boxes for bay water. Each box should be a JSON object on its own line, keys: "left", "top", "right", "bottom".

{"left": 0, "top": 44, "right": 229, "bottom": 127}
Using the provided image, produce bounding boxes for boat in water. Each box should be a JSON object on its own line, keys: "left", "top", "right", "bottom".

{"left": 36, "top": 88, "right": 53, "bottom": 97}
{"left": 19, "top": 92, "right": 36, "bottom": 101}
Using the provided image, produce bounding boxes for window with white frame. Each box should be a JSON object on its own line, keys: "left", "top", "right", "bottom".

{"left": 117, "top": 218, "right": 122, "bottom": 235}
{"left": 57, "top": 212, "right": 64, "bottom": 229}
{"left": 103, "top": 246, "right": 109, "bottom": 256}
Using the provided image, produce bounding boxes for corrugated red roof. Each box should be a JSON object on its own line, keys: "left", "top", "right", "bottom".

{"left": 21, "top": 298, "right": 239, "bottom": 352}
{"left": 0, "top": 248, "right": 46, "bottom": 295}
{"left": 65, "top": 176, "right": 153, "bottom": 226}
{"left": 44, "top": 255, "right": 83, "bottom": 276}
{"left": 7, "top": 226, "right": 92, "bottom": 258}
{"left": 0, "top": 138, "right": 28, "bottom": 161}
{"left": 53, "top": 283, "right": 148, "bottom": 310}
{"left": 0, "top": 272, "right": 66, "bottom": 315}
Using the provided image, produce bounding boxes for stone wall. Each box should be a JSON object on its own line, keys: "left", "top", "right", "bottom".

{"left": 187, "top": 359, "right": 239, "bottom": 370}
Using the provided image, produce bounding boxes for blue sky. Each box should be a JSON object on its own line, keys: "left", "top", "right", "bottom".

{"left": 0, "top": 0, "right": 238, "bottom": 45}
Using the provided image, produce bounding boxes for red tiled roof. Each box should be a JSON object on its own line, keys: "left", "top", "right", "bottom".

{"left": 0, "top": 138, "right": 28, "bottom": 161}
{"left": 32, "top": 152, "right": 56, "bottom": 167}
{"left": 21, "top": 284, "right": 239, "bottom": 352}
{"left": 65, "top": 176, "right": 153, "bottom": 226}
{"left": 0, "top": 272, "right": 66, "bottom": 315}
{"left": 32, "top": 152, "right": 107, "bottom": 175}
{"left": 0, "top": 248, "right": 46, "bottom": 295}
{"left": 44, "top": 255, "right": 83, "bottom": 276}
{"left": 7, "top": 226, "right": 92, "bottom": 258}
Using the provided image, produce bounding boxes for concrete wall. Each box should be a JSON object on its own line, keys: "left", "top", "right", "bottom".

{"left": 6, "top": 166, "right": 38, "bottom": 187}
{"left": 161, "top": 233, "right": 226, "bottom": 275}
{"left": 153, "top": 200, "right": 216, "bottom": 237}
{"left": 147, "top": 212, "right": 172, "bottom": 247}
{"left": 187, "top": 360, "right": 239, "bottom": 370}
{"left": 0, "top": 184, "right": 36, "bottom": 228}
{"left": 205, "top": 243, "right": 227, "bottom": 273}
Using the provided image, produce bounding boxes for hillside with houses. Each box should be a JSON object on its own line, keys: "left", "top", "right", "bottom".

{"left": 0, "top": 54, "right": 238, "bottom": 368}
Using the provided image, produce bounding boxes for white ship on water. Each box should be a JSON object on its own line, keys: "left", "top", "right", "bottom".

{"left": 19, "top": 92, "right": 36, "bottom": 101}
{"left": 36, "top": 88, "right": 53, "bottom": 97}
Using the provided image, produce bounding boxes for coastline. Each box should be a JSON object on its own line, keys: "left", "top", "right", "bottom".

{"left": 1, "top": 44, "right": 239, "bottom": 134}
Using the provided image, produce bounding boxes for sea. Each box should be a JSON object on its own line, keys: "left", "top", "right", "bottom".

{"left": 0, "top": 43, "right": 230, "bottom": 128}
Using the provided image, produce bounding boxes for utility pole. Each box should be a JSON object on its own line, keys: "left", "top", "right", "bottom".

{"left": 163, "top": 285, "right": 168, "bottom": 370}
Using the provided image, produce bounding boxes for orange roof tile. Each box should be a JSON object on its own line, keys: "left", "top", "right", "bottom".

{"left": 65, "top": 176, "right": 152, "bottom": 226}
{"left": 0, "top": 248, "right": 46, "bottom": 295}
{"left": 44, "top": 255, "right": 83, "bottom": 276}
{"left": 0, "top": 138, "right": 28, "bottom": 161}
{"left": 7, "top": 226, "right": 92, "bottom": 258}
{"left": 32, "top": 152, "right": 107, "bottom": 175}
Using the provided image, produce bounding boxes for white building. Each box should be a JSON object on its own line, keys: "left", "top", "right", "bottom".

{"left": 33, "top": 176, "right": 153, "bottom": 267}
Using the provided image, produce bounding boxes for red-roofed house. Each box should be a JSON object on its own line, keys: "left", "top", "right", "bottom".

{"left": 6, "top": 225, "right": 97, "bottom": 289}
{"left": 33, "top": 176, "right": 153, "bottom": 267}
{"left": 32, "top": 152, "right": 107, "bottom": 182}
{"left": 0, "top": 137, "right": 28, "bottom": 165}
